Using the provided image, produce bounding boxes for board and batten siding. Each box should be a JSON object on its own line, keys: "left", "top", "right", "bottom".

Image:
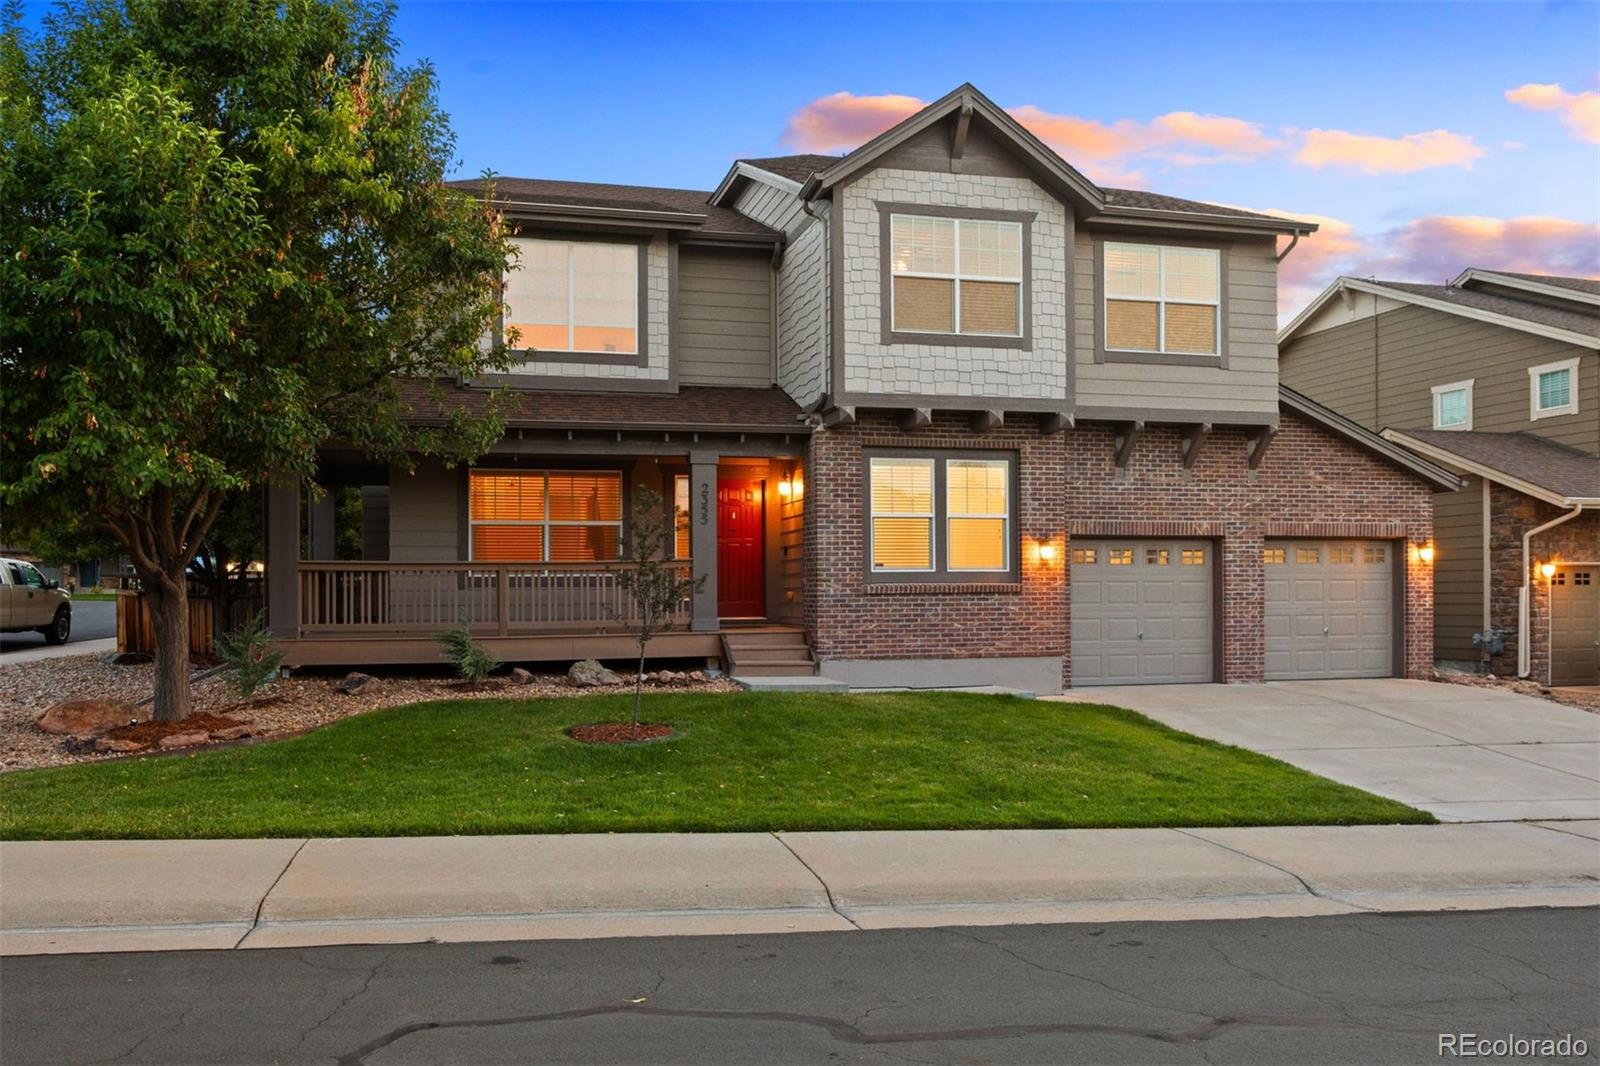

{"left": 388, "top": 461, "right": 460, "bottom": 561}
{"left": 1072, "top": 233, "right": 1281, "bottom": 418}
{"left": 1433, "top": 474, "right": 1485, "bottom": 662}
{"left": 1281, "top": 303, "right": 1599, "bottom": 451}
{"left": 676, "top": 246, "right": 773, "bottom": 388}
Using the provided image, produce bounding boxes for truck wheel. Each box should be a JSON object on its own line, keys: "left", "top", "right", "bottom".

{"left": 41, "top": 607, "right": 71, "bottom": 646}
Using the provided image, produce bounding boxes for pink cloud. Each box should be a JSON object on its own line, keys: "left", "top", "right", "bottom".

{"left": 1147, "top": 111, "right": 1282, "bottom": 161}
{"left": 1368, "top": 215, "right": 1600, "bottom": 282}
{"left": 1258, "top": 211, "right": 1364, "bottom": 316}
{"left": 780, "top": 91, "right": 926, "bottom": 152}
{"left": 1293, "top": 128, "right": 1485, "bottom": 173}
{"left": 1505, "top": 82, "right": 1600, "bottom": 143}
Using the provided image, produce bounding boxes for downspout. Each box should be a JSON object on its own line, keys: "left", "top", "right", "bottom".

{"left": 1519, "top": 503, "right": 1585, "bottom": 678}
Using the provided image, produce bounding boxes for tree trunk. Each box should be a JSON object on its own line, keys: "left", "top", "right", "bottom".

{"left": 634, "top": 647, "right": 645, "bottom": 737}
{"left": 147, "top": 582, "right": 193, "bottom": 722}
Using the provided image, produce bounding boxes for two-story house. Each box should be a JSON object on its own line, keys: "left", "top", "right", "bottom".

{"left": 261, "top": 84, "right": 1457, "bottom": 693}
{"left": 1280, "top": 269, "right": 1599, "bottom": 686}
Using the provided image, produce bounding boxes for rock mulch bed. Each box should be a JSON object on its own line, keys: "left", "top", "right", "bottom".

{"left": 1435, "top": 668, "right": 1600, "bottom": 714}
{"left": 567, "top": 722, "right": 675, "bottom": 744}
{"left": 1, "top": 653, "right": 737, "bottom": 772}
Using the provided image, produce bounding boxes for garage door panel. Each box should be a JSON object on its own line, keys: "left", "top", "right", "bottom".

{"left": 1266, "top": 539, "right": 1393, "bottom": 681}
{"left": 1072, "top": 539, "right": 1214, "bottom": 686}
{"left": 1551, "top": 566, "right": 1600, "bottom": 686}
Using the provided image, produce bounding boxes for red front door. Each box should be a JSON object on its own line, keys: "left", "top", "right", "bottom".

{"left": 717, "top": 478, "right": 765, "bottom": 618}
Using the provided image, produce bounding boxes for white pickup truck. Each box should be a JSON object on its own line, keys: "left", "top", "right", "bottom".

{"left": 0, "top": 557, "right": 73, "bottom": 645}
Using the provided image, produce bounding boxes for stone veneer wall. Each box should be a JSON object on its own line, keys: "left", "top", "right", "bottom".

{"left": 804, "top": 408, "right": 1436, "bottom": 690}
{"left": 1485, "top": 484, "right": 1599, "bottom": 683}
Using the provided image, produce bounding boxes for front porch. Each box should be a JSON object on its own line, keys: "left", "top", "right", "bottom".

{"left": 262, "top": 418, "right": 809, "bottom": 670}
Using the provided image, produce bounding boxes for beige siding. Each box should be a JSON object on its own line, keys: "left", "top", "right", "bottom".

{"left": 676, "top": 247, "right": 773, "bottom": 388}
{"left": 734, "top": 179, "right": 807, "bottom": 236}
{"left": 1073, "top": 233, "right": 1280, "bottom": 417}
{"left": 731, "top": 176, "right": 829, "bottom": 407}
{"left": 1281, "top": 303, "right": 1599, "bottom": 451}
{"left": 1433, "top": 476, "right": 1485, "bottom": 662}
{"left": 388, "top": 461, "right": 459, "bottom": 561}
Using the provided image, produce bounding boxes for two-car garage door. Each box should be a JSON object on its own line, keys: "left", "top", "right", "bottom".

{"left": 1070, "top": 537, "right": 1396, "bottom": 685}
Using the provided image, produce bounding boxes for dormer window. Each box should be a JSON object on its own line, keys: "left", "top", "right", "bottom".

{"left": 879, "top": 205, "right": 1033, "bottom": 348}
{"left": 1103, "top": 242, "right": 1221, "bottom": 358}
{"left": 504, "top": 236, "right": 645, "bottom": 360}
{"left": 1529, "top": 358, "right": 1580, "bottom": 420}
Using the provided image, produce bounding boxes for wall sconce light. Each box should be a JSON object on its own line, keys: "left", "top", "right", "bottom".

{"left": 1038, "top": 543, "right": 1058, "bottom": 563}
{"left": 1540, "top": 561, "right": 1557, "bottom": 580}
{"left": 777, "top": 477, "right": 793, "bottom": 499}
{"left": 1417, "top": 545, "right": 1435, "bottom": 564}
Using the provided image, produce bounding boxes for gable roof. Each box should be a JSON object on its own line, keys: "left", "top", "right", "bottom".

{"left": 1280, "top": 274, "right": 1600, "bottom": 348}
{"left": 445, "top": 176, "right": 780, "bottom": 241}
{"left": 1450, "top": 268, "right": 1600, "bottom": 306}
{"left": 1382, "top": 428, "right": 1600, "bottom": 506}
{"left": 720, "top": 87, "right": 1312, "bottom": 235}
{"left": 1278, "top": 386, "right": 1462, "bottom": 491}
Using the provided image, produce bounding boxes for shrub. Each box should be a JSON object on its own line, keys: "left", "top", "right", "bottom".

{"left": 436, "top": 622, "right": 500, "bottom": 684}
{"left": 214, "top": 612, "right": 285, "bottom": 701}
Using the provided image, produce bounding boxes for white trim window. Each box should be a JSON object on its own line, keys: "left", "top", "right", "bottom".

{"left": 1431, "top": 379, "right": 1474, "bottom": 430}
{"left": 889, "top": 214, "right": 1022, "bottom": 337}
{"left": 468, "top": 470, "right": 623, "bottom": 562}
{"left": 946, "top": 459, "right": 1009, "bottom": 571}
{"left": 869, "top": 457, "right": 936, "bottom": 572}
{"left": 1104, "top": 242, "right": 1221, "bottom": 356}
{"left": 1529, "top": 357, "right": 1581, "bottom": 420}
{"left": 505, "top": 237, "right": 638, "bottom": 354}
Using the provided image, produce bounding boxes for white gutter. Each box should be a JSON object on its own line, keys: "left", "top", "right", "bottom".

{"left": 1519, "top": 503, "right": 1587, "bottom": 678}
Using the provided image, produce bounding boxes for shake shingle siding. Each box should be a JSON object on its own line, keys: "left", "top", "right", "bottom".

{"left": 732, "top": 177, "right": 830, "bottom": 408}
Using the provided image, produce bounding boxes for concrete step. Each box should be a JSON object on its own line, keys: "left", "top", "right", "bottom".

{"left": 724, "top": 635, "right": 810, "bottom": 651}
{"left": 732, "top": 651, "right": 816, "bottom": 665}
{"left": 732, "top": 661, "right": 820, "bottom": 677}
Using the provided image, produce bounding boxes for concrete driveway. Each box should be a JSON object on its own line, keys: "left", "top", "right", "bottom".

{"left": 1052, "top": 679, "right": 1600, "bottom": 823}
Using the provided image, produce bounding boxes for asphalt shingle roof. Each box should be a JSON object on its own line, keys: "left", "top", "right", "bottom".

{"left": 1476, "top": 272, "right": 1600, "bottom": 297}
{"left": 1394, "top": 429, "right": 1600, "bottom": 501}
{"left": 398, "top": 380, "right": 807, "bottom": 433}
{"left": 445, "top": 177, "right": 779, "bottom": 239}
{"left": 739, "top": 154, "right": 844, "bottom": 183}
{"left": 1373, "top": 280, "right": 1600, "bottom": 340}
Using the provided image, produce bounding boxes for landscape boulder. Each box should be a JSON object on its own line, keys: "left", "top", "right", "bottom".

{"left": 209, "top": 725, "right": 255, "bottom": 742}
{"left": 93, "top": 737, "right": 143, "bottom": 753}
{"left": 157, "top": 731, "right": 210, "bottom": 750}
{"left": 336, "top": 671, "right": 376, "bottom": 695}
{"left": 509, "top": 667, "right": 535, "bottom": 685}
{"left": 567, "top": 659, "right": 621, "bottom": 687}
{"left": 36, "top": 699, "right": 146, "bottom": 737}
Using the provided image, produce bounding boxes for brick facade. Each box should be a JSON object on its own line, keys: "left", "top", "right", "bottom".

{"left": 1485, "top": 484, "right": 1599, "bottom": 683}
{"left": 805, "top": 407, "right": 1437, "bottom": 690}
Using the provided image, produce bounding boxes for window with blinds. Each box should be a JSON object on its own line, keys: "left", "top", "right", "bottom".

{"left": 889, "top": 215, "right": 1022, "bottom": 337}
{"left": 469, "top": 471, "right": 623, "bottom": 562}
{"left": 869, "top": 454, "right": 1013, "bottom": 578}
{"left": 1104, "top": 242, "right": 1220, "bottom": 356}
{"left": 503, "top": 238, "right": 639, "bottom": 354}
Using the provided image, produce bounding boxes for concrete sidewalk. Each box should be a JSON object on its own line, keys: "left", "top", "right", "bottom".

{"left": 3, "top": 822, "right": 1596, "bottom": 955}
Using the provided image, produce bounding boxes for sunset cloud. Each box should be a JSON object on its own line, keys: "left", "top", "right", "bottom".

{"left": 779, "top": 92, "right": 1484, "bottom": 181}
{"left": 1369, "top": 215, "right": 1600, "bottom": 282}
{"left": 1293, "top": 128, "right": 1485, "bottom": 173}
{"left": 1257, "top": 211, "right": 1365, "bottom": 316}
{"left": 1505, "top": 82, "right": 1600, "bottom": 143}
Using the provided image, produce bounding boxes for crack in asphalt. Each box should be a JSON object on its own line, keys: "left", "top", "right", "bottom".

{"left": 330, "top": 1002, "right": 1444, "bottom": 1064}
{"left": 79, "top": 1005, "right": 195, "bottom": 1065}
{"left": 297, "top": 949, "right": 399, "bottom": 1047}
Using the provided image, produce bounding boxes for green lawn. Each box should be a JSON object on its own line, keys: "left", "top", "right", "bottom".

{"left": 69, "top": 591, "right": 119, "bottom": 601}
{"left": 0, "top": 692, "right": 1432, "bottom": 839}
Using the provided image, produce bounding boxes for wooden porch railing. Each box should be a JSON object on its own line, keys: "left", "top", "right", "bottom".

{"left": 295, "top": 561, "right": 692, "bottom": 637}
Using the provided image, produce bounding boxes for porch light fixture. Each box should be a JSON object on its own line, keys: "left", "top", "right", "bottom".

{"left": 1038, "top": 543, "right": 1058, "bottom": 563}
{"left": 1417, "top": 545, "right": 1435, "bottom": 564}
{"left": 1540, "top": 561, "right": 1557, "bottom": 579}
{"left": 778, "top": 477, "right": 793, "bottom": 499}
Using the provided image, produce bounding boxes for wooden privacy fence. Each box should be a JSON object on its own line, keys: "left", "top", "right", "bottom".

{"left": 296, "top": 560, "right": 693, "bottom": 636}
{"left": 115, "top": 584, "right": 265, "bottom": 657}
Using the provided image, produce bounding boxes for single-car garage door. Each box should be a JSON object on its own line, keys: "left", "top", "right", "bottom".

{"left": 1265, "top": 539, "right": 1394, "bottom": 680}
{"left": 1071, "top": 539, "right": 1214, "bottom": 685}
{"left": 1551, "top": 565, "right": 1599, "bottom": 687}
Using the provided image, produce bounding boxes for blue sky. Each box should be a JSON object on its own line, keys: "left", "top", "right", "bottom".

{"left": 394, "top": 1, "right": 1600, "bottom": 313}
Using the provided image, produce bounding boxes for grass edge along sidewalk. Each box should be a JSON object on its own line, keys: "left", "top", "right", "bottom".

{"left": 0, "top": 691, "right": 1432, "bottom": 840}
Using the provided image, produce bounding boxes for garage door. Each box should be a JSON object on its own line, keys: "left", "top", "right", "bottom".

{"left": 1265, "top": 540, "right": 1394, "bottom": 680}
{"left": 1071, "top": 539, "right": 1214, "bottom": 685}
{"left": 1551, "top": 565, "right": 1599, "bottom": 687}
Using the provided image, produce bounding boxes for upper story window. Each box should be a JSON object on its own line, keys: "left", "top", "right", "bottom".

{"left": 868, "top": 453, "right": 1015, "bottom": 581}
{"left": 888, "top": 213, "right": 1023, "bottom": 338}
{"left": 1104, "top": 242, "right": 1220, "bottom": 356}
{"left": 1529, "top": 357, "right": 1580, "bottom": 420}
{"left": 1432, "top": 379, "right": 1474, "bottom": 430}
{"left": 505, "top": 237, "right": 640, "bottom": 356}
{"left": 469, "top": 470, "right": 623, "bottom": 562}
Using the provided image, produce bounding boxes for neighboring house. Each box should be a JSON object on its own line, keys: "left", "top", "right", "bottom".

{"left": 1279, "top": 268, "right": 1600, "bottom": 686}
{"left": 262, "top": 83, "right": 1457, "bottom": 693}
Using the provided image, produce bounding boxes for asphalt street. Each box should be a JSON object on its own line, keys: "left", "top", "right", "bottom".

{"left": 2, "top": 907, "right": 1594, "bottom": 1065}
{"left": 0, "top": 597, "right": 115, "bottom": 654}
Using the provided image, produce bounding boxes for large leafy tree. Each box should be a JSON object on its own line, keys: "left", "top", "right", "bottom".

{"left": 1, "top": 0, "right": 513, "bottom": 719}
